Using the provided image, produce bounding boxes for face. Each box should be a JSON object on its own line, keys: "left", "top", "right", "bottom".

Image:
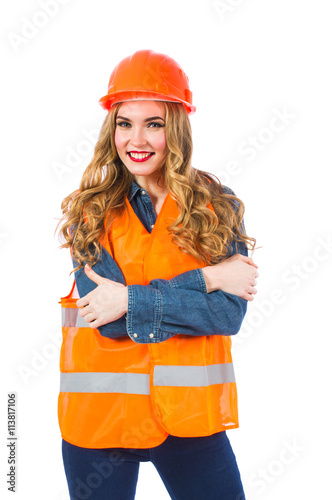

{"left": 114, "top": 100, "right": 168, "bottom": 183}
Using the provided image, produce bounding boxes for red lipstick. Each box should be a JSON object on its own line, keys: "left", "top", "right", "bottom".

{"left": 127, "top": 152, "right": 155, "bottom": 163}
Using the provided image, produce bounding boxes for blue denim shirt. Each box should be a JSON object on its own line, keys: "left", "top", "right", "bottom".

{"left": 73, "top": 181, "right": 248, "bottom": 343}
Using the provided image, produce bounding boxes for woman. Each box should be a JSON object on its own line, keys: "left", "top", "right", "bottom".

{"left": 58, "top": 49, "right": 258, "bottom": 500}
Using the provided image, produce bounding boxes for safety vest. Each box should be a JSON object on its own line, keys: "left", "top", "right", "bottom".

{"left": 58, "top": 192, "right": 239, "bottom": 449}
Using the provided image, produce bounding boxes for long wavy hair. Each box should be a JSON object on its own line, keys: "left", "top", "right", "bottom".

{"left": 58, "top": 101, "right": 256, "bottom": 271}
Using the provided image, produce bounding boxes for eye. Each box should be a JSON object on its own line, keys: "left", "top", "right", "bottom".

{"left": 116, "top": 121, "right": 131, "bottom": 128}
{"left": 147, "top": 122, "right": 164, "bottom": 128}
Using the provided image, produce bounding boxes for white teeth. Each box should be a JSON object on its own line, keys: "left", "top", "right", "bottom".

{"left": 129, "top": 152, "right": 152, "bottom": 159}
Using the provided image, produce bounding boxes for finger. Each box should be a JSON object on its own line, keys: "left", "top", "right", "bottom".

{"left": 243, "top": 286, "right": 257, "bottom": 301}
{"left": 84, "top": 264, "right": 105, "bottom": 286}
{"left": 78, "top": 305, "right": 91, "bottom": 317}
{"left": 238, "top": 255, "right": 259, "bottom": 268}
{"left": 89, "top": 318, "right": 102, "bottom": 329}
{"left": 247, "top": 258, "right": 258, "bottom": 268}
{"left": 84, "top": 312, "right": 98, "bottom": 324}
{"left": 76, "top": 295, "right": 90, "bottom": 308}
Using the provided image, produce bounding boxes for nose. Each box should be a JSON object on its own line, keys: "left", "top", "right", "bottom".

{"left": 130, "top": 125, "right": 148, "bottom": 148}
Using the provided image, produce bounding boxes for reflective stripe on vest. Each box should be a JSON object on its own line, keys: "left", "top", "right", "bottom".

{"left": 60, "top": 372, "right": 150, "bottom": 395}
{"left": 60, "top": 363, "right": 235, "bottom": 394}
{"left": 62, "top": 307, "right": 90, "bottom": 328}
{"left": 153, "top": 363, "right": 236, "bottom": 387}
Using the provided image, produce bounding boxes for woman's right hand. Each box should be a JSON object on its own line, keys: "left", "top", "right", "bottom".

{"left": 201, "top": 254, "right": 259, "bottom": 301}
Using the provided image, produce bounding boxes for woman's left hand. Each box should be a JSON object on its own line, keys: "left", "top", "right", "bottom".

{"left": 76, "top": 264, "right": 128, "bottom": 328}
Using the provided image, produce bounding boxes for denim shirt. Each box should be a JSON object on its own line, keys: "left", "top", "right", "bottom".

{"left": 73, "top": 181, "right": 248, "bottom": 343}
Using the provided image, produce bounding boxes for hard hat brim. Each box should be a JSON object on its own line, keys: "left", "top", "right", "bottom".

{"left": 98, "top": 90, "right": 196, "bottom": 115}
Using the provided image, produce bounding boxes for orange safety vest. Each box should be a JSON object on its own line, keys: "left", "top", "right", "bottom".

{"left": 58, "top": 193, "right": 239, "bottom": 449}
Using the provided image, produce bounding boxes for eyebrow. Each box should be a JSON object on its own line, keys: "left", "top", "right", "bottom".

{"left": 116, "top": 115, "right": 165, "bottom": 122}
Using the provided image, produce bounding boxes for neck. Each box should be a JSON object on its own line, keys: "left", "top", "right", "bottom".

{"left": 134, "top": 173, "right": 169, "bottom": 217}
{"left": 134, "top": 173, "right": 168, "bottom": 201}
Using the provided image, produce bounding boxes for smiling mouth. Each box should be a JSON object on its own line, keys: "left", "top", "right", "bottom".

{"left": 127, "top": 152, "right": 155, "bottom": 162}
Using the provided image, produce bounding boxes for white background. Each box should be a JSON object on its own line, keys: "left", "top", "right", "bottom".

{"left": 1, "top": 0, "right": 331, "bottom": 499}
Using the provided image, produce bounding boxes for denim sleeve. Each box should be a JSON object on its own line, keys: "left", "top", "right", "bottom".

{"left": 127, "top": 237, "right": 248, "bottom": 344}
{"left": 73, "top": 247, "right": 206, "bottom": 340}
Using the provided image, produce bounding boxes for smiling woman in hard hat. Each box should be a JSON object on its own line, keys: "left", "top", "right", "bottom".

{"left": 57, "top": 50, "right": 258, "bottom": 500}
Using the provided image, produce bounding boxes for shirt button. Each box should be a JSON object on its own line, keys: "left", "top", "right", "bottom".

{"left": 151, "top": 224, "right": 154, "bottom": 228}
{"left": 149, "top": 333, "right": 154, "bottom": 338}
{"left": 141, "top": 190, "right": 146, "bottom": 195}
{"left": 133, "top": 333, "right": 138, "bottom": 338}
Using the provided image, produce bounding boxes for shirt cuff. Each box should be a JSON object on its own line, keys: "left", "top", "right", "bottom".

{"left": 126, "top": 285, "right": 174, "bottom": 343}
{"left": 169, "top": 268, "right": 207, "bottom": 294}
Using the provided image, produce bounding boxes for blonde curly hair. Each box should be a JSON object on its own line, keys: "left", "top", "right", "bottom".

{"left": 58, "top": 101, "right": 255, "bottom": 271}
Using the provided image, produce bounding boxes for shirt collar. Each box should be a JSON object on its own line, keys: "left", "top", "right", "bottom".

{"left": 128, "top": 180, "right": 143, "bottom": 202}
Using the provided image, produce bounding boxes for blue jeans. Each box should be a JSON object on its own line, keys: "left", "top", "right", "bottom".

{"left": 62, "top": 432, "right": 246, "bottom": 500}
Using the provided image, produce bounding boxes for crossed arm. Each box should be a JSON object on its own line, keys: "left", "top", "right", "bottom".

{"left": 74, "top": 238, "right": 258, "bottom": 343}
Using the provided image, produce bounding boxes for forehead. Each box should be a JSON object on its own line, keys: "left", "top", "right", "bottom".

{"left": 116, "top": 100, "right": 165, "bottom": 118}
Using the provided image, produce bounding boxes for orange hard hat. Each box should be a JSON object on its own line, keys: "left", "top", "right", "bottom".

{"left": 98, "top": 49, "right": 196, "bottom": 115}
